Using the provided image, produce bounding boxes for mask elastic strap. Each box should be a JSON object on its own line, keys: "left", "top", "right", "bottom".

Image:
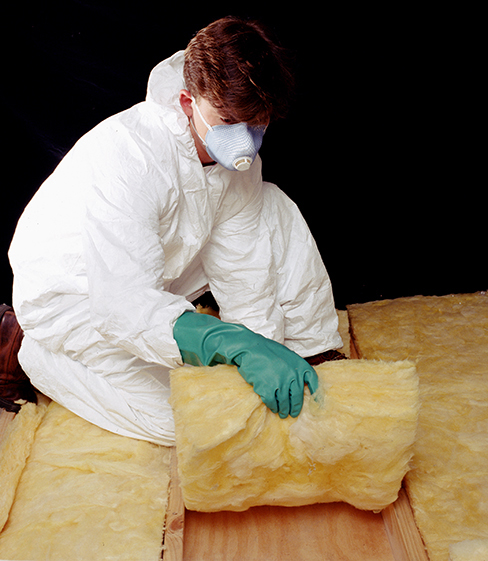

{"left": 190, "top": 118, "right": 207, "bottom": 147}
{"left": 192, "top": 98, "right": 211, "bottom": 130}
{"left": 191, "top": 97, "right": 213, "bottom": 147}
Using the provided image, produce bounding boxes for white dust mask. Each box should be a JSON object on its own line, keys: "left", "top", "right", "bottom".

{"left": 192, "top": 98, "right": 266, "bottom": 172}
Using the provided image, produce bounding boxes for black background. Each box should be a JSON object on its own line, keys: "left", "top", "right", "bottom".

{"left": 2, "top": 2, "right": 485, "bottom": 309}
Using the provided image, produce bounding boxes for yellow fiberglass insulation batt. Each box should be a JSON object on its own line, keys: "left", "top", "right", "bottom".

{"left": 170, "top": 359, "right": 419, "bottom": 513}
{"left": 449, "top": 539, "right": 488, "bottom": 561}
{"left": 0, "top": 399, "right": 49, "bottom": 533}
{"left": 348, "top": 292, "right": 488, "bottom": 561}
{"left": 0, "top": 402, "right": 171, "bottom": 561}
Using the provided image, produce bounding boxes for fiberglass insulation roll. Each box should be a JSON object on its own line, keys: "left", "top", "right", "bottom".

{"left": 170, "top": 359, "right": 419, "bottom": 513}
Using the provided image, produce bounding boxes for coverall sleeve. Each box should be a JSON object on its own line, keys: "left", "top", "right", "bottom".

{"left": 199, "top": 181, "right": 286, "bottom": 343}
{"left": 260, "top": 184, "right": 342, "bottom": 356}
{"left": 201, "top": 179, "right": 342, "bottom": 357}
{"left": 82, "top": 171, "right": 194, "bottom": 370}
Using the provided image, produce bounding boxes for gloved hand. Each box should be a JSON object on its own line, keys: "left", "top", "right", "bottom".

{"left": 173, "top": 311, "right": 319, "bottom": 418}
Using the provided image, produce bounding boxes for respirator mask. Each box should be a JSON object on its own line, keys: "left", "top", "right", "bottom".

{"left": 192, "top": 98, "right": 266, "bottom": 172}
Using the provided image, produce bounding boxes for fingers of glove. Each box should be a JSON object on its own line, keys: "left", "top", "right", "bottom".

{"left": 304, "top": 367, "right": 319, "bottom": 395}
{"left": 289, "top": 378, "right": 304, "bottom": 418}
{"left": 275, "top": 384, "right": 292, "bottom": 419}
{"left": 260, "top": 391, "right": 279, "bottom": 414}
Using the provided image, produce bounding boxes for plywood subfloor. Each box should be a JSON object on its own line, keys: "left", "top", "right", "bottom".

{"left": 183, "top": 503, "right": 394, "bottom": 561}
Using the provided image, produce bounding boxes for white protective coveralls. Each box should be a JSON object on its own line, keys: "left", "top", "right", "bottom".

{"left": 9, "top": 51, "right": 342, "bottom": 445}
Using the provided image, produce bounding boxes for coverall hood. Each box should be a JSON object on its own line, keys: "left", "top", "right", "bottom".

{"left": 146, "top": 51, "right": 189, "bottom": 137}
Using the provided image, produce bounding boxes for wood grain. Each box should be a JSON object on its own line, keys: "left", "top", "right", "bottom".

{"left": 382, "top": 489, "right": 429, "bottom": 561}
{"left": 162, "top": 448, "right": 185, "bottom": 561}
{"left": 184, "top": 502, "right": 395, "bottom": 561}
{"left": 349, "top": 329, "right": 361, "bottom": 359}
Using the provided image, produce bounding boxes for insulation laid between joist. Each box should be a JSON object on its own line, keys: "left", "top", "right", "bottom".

{"left": 0, "top": 398, "right": 49, "bottom": 532}
{"left": 0, "top": 401, "right": 171, "bottom": 561}
{"left": 348, "top": 292, "right": 488, "bottom": 561}
{"left": 449, "top": 539, "right": 488, "bottom": 561}
{"left": 170, "top": 359, "right": 419, "bottom": 513}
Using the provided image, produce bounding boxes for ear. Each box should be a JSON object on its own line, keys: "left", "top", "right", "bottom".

{"left": 179, "top": 89, "right": 193, "bottom": 118}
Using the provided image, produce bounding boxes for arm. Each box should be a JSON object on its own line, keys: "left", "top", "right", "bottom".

{"left": 199, "top": 173, "right": 285, "bottom": 343}
{"left": 173, "top": 311, "right": 318, "bottom": 418}
{"left": 186, "top": 168, "right": 318, "bottom": 417}
{"left": 260, "top": 183, "right": 343, "bottom": 357}
{"left": 82, "top": 172, "right": 194, "bottom": 369}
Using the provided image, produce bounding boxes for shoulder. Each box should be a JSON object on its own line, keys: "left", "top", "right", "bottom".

{"left": 63, "top": 106, "right": 181, "bottom": 217}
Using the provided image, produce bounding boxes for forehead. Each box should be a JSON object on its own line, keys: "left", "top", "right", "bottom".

{"left": 197, "top": 95, "right": 268, "bottom": 127}
{"left": 198, "top": 97, "right": 226, "bottom": 122}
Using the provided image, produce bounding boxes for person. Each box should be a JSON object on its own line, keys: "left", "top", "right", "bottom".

{"left": 8, "top": 16, "right": 343, "bottom": 445}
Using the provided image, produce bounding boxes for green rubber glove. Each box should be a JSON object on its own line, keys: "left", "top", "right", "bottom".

{"left": 173, "top": 311, "right": 319, "bottom": 418}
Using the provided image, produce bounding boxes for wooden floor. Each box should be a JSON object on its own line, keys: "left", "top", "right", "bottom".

{"left": 183, "top": 503, "right": 394, "bottom": 561}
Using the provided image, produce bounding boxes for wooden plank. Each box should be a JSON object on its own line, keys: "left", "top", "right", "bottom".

{"left": 162, "top": 447, "right": 185, "bottom": 561}
{"left": 349, "top": 322, "right": 361, "bottom": 359}
{"left": 184, "top": 502, "right": 395, "bottom": 561}
{"left": 382, "top": 489, "right": 429, "bottom": 561}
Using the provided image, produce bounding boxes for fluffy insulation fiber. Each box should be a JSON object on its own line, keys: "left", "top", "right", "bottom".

{"left": 348, "top": 292, "right": 488, "bottom": 561}
{"left": 170, "top": 359, "right": 419, "bottom": 513}
{"left": 0, "top": 401, "right": 171, "bottom": 561}
{"left": 449, "top": 539, "right": 488, "bottom": 561}
{"left": 0, "top": 398, "right": 49, "bottom": 532}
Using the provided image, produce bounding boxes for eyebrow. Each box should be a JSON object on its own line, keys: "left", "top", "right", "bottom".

{"left": 211, "top": 101, "right": 269, "bottom": 127}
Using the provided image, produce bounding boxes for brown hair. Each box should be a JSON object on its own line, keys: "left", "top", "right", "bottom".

{"left": 183, "top": 16, "right": 295, "bottom": 126}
